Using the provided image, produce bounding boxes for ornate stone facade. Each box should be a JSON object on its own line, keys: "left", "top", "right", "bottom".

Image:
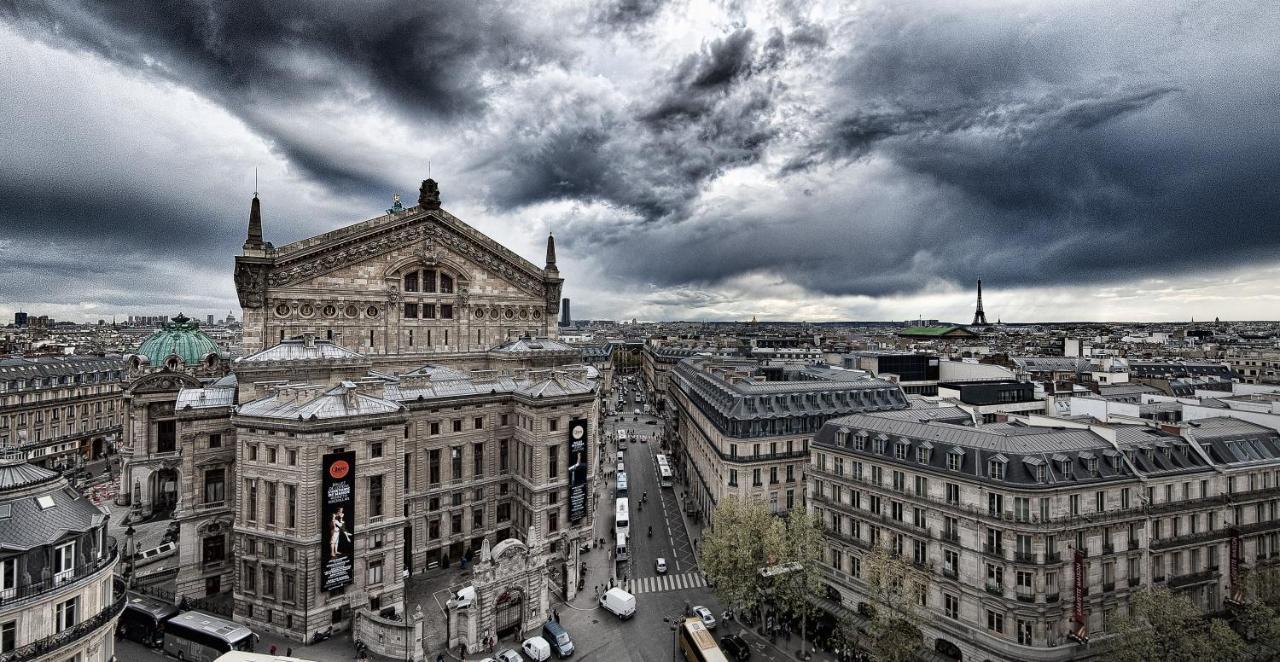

{"left": 234, "top": 183, "right": 562, "bottom": 359}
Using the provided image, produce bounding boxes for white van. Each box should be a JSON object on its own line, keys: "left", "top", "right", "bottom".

{"left": 599, "top": 587, "right": 636, "bottom": 620}
{"left": 522, "top": 636, "right": 552, "bottom": 661}
{"left": 447, "top": 585, "right": 476, "bottom": 609}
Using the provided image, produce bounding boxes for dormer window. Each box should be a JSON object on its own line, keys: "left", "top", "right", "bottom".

{"left": 1086, "top": 458, "right": 1098, "bottom": 473}
{"left": 917, "top": 444, "right": 932, "bottom": 464}
{"left": 1063, "top": 459, "right": 1073, "bottom": 475}
{"left": 854, "top": 432, "right": 867, "bottom": 451}
{"left": 947, "top": 447, "right": 964, "bottom": 471}
{"left": 988, "top": 455, "right": 1007, "bottom": 481}
{"left": 1037, "top": 465, "right": 1047, "bottom": 482}
{"left": 895, "top": 442, "right": 909, "bottom": 461}
{"left": 873, "top": 436, "right": 887, "bottom": 454}
{"left": 836, "top": 428, "right": 851, "bottom": 448}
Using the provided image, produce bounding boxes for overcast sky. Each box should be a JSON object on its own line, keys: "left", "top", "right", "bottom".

{"left": 2, "top": 1, "right": 1278, "bottom": 324}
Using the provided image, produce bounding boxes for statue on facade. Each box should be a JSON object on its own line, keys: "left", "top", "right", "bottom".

{"left": 419, "top": 179, "right": 441, "bottom": 210}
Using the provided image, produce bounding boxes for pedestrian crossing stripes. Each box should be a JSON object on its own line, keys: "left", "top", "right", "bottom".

{"left": 624, "top": 572, "right": 707, "bottom": 595}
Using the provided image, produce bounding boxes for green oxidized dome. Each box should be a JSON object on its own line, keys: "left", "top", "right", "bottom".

{"left": 136, "top": 313, "right": 223, "bottom": 365}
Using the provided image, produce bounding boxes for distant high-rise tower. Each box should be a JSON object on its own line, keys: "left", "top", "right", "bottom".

{"left": 971, "top": 279, "right": 989, "bottom": 326}
{"left": 560, "top": 298, "right": 572, "bottom": 328}
{"left": 13, "top": 311, "right": 27, "bottom": 327}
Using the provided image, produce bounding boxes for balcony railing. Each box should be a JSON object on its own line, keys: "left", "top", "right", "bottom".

{"left": 0, "top": 537, "right": 117, "bottom": 609}
{"left": 1016, "top": 589, "right": 1035, "bottom": 603}
{"left": 1013, "top": 551, "right": 1037, "bottom": 564}
{"left": 941, "top": 530, "right": 960, "bottom": 544}
{"left": 1128, "top": 577, "right": 1141, "bottom": 587}
{"left": 1045, "top": 551, "right": 1062, "bottom": 563}
{"left": 1102, "top": 581, "right": 1116, "bottom": 592}
{"left": 985, "top": 582, "right": 1003, "bottom": 596}
{"left": 1045, "top": 592, "right": 1060, "bottom": 603}
{"left": 0, "top": 577, "right": 127, "bottom": 662}
{"left": 1168, "top": 570, "right": 1219, "bottom": 589}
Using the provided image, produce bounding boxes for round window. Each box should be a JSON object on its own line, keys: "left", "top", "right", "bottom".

{"left": 504, "top": 308, "right": 515, "bottom": 320}
{"left": 366, "top": 306, "right": 379, "bottom": 317}
{"left": 300, "top": 303, "right": 314, "bottom": 317}
{"left": 275, "top": 303, "right": 290, "bottom": 317}
{"left": 519, "top": 308, "right": 529, "bottom": 320}
{"left": 345, "top": 305, "right": 359, "bottom": 318}
{"left": 323, "top": 304, "right": 337, "bottom": 317}
{"left": 474, "top": 309, "right": 485, "bottom": 319}
{"left": 532, "top": 310, "right": 542, "bottom": 320}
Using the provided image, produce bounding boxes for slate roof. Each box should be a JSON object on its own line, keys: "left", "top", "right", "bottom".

{"left": 674, "top": 357, "right": 909, "bottom": 422}
{"left": 176, "top": 385, "right": 237, "bottom": 410}
{"left": 0, "top": 460, "right": 107, "bottom": 551}
{"left": 0, "top": 356, "right": 126, "bottom": 391}
{"left": 898, "top": 325, "right": 975, "bottom": 337}
{"left": 237, "top": 381, "right": 404, "bottom": 421}
{"left": 490, "top": 337, "right": 579, "bottom": 354}
{"left": 390, "top": 367, "right": 597, "bottom": 402}
{"left": 237, "top": 336, "right": 366, "bottom": 363}
{"left": 816, "top": 413, "right": 1210, "bottom": 487}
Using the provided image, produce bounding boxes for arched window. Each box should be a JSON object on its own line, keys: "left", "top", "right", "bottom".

{"left": 440, "top": 273, "right": 454, "bottom": 294}
{"left": 404, "top": 271, "right": 419, "bottom": 293}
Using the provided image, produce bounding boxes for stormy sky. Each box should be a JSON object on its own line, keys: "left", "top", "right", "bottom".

{"left": 2, "top": 0, "right": 1278, "bottom": 323}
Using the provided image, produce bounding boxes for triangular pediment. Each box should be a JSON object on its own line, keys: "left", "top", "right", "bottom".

{"left": 265, "top": 209, "right": 546, "bottom": 296}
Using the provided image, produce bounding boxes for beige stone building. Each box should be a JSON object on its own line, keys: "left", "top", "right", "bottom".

{"left": 0, "top": 456, "right": 124, "bottom": 662}
{"left": 669, "top": 356, "right": 908, "bottom": 519}
{"left": 811, "top": 409, "right": 1280, "bottom": 661}
{"left": 0, "top": 356, "right": 126, "bottom": 469}
{"left": 116, "top": 180, "right": 599, "bottom": 646}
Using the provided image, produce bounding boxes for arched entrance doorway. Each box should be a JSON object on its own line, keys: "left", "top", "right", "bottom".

{"left": 935, "top": 638, "right": 963, "bottom": 660}
{"left": 494, "top": 587, "right": 524, "bottom": 639}
{"left": 92, "top": 437, "right": 106, "bottom": 460}
{"left": 150, "top": 467, "right": 180, "bottom": 517}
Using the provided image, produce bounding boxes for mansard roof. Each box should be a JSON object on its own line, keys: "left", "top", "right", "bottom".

{"left": 388, "top": 366, "right": 597, "bottom": 403}
{"left": 816, "top": 412, "right": 1214, "bottom": 487}
{"left": 236, "top": 381, "right": 404, "bottom": 421}
{"left": 237, "top": 336, "right": 367, "bottom": 363}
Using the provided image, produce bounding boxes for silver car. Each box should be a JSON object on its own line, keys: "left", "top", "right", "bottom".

{"left": 693, "top": 605, "right": 716, "bottom": 630}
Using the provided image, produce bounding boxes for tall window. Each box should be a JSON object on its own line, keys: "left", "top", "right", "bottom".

{"left": 157, "top": 420, "right": 176, "bottom": 453}
{"left": 370, "top": 475, "right": 384, "bottom": 518}
{"left": 287, "top": 485, "right": 297, "bottom": 528}
{"left": 429, "top": 449, "right": 441, "bottom": 484}
{"left": 440, "top": 274, "right": 454, "bottom": 293}
{"left": 423, "top": 269, "right": 437, "bottom": 293}
{"left": 404, "top": 271, "right": 419, "bottom": 293}
{"left": 368, "top": 559, "right": 384, "bottom": 585}
{"left": 0, "top": 558, "right": 15, "bottom": 600}
{"left": 247, "top": 480, "right": 258, "bottom": 521}
{"left": 55, "top": 597, "right": 78, "bottom": 632}
{"left": 204, "top": 468, "right": 225, "bottom": 504}
{"left": 266, "top": 483, "right": 277, "bottom": 525}
{"left": 54, "top": 541, "right": 75, "bottom": 582}
{"left": 1, "top": 620, "right": 14, "bottom": 654}
{"left": 203, "top": 535, "right": 226, "bottom": 564}
{"left": 451, "top": 446, "right": 463, "bottom": 479}
{"left": 549, "top": 445, "right": 560, "bottom": 479}
{"left": 474, "top": 443, "right": 485, "bottom": 477}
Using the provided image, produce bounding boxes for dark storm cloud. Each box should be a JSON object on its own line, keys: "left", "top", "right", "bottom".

{"left": 487, "top": 27, "right": 782, "bottom": 222}
{"left": 591, "top": 0, "right": 668, "bottom": 30}
{"left": 1, "top": 0, "right": 562, "bottom": 192}
{"left": 575, "top": 2, "right": 1280, "bottom": 299}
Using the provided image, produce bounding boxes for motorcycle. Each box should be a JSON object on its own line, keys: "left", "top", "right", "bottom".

{"left": 310, "top": 626, "right": 332, "bottom": 644}
{"left": 648, "top": 526, "right": 653, "bottom": 538}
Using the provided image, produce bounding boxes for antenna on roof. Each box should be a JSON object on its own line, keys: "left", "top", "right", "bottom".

{"left": 428, "top": 160, "right": 431, "bottom": 178}
{"left": 254, "top": 167, "right": 258, "bottom": 197}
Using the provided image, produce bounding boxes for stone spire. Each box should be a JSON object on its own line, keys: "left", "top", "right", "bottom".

{"left": 243, "top": 194, "right": 265, "bottom": 251}
{"left": 545, "top": 233, "right": 557, "bottom": 270}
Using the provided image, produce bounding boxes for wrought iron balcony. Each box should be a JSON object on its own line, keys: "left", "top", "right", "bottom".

{"left": 0, "top": 577, "right": 126, "bottom": 662}
{"left": 0, "top": 537, "right": 117, "bottom": 609}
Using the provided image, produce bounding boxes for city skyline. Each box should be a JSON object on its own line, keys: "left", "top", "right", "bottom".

{"left": 2, "top": 1, "right": 1279, "bottom": 324}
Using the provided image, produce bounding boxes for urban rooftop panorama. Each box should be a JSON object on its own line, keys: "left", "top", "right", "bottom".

{"left": 2, "top": 2, "right": 1279, "bottom": 662}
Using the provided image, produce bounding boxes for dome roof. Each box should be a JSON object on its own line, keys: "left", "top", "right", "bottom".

{"left": 0, "top": 455, "right": 58, "bottom": 491}
{"left": 136, "top": 313, "right": 223, "bottom": 366}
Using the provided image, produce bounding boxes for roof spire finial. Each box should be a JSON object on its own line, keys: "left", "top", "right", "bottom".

{"left": 545, "top": 232, "right": 557, "bottom": 269}
{"left": 243, "top": 173, "right": 265, "bottom": 252}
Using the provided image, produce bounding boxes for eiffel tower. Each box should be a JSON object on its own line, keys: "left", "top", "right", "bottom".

{"left": 972, "top": 278, "right": 989, "bottom": 326}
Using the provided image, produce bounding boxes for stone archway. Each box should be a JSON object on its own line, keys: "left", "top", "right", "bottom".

{"left": 935, "top": 637, "right": 963, "bottom": 660}
{"left": 493, "top": 586, "right": 524, "bottom": 639}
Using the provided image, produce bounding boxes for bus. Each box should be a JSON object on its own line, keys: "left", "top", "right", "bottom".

{"left": 615, "top": 497, "right": 630, "bottom": 538}
{"left": 616, "top": 529, "right": 630, "bottom": 561}
{"left": 616, "top": 471, "right": 628, "bottom": 496}
{"left": 118, "top": 591, "right": 181, "bottom": 647}
{"left": 163, "top": 610, "right": 257, "bottom": 662}
{"left": 677, "top": 617, "right": 729, "bottom": 662}
{"left": 658, "top": 464, "right": 674, "bottom": 488}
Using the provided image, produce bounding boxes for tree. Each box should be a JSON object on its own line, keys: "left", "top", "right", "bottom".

{"left": 770, "top": 507, "right": 827, "bottom": 657}
{"left": 862, "top": 540, "right": 927, "bottom": 662}
{"left": 698, "top": 496, "right": 785, "bottom": 626}
{"left": 1236, "top": 601, "right": 1280, "bottom": 659}
{"left": 1108, "top": 588, "right": 1247, "bottom": 662}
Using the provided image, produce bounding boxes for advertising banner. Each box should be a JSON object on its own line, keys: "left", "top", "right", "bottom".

{"left": 1071, "top": 549, "right": 1088, "bottom": 643}
{"left": 321, "top": 451, "right": 356, "bottom": 592}
{"left": 568, "top": 417, "right": 589, "bottom": 523}
{"left": 1230, "top": 530, "right": 1244, "bottom": 603}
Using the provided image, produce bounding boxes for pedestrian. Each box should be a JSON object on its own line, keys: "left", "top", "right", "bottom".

{"left": 269, "top": 644, "right": 277, "bottom": 655}
{"left": 554, "top": 609, "right": 560, "bottom": 623}
{"left": 286, "top": 648, "right": 292, "bottom": 657}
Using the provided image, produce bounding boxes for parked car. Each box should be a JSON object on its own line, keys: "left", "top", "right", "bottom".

{"left": 522, "top": 636, "right": 552, "bottom": 661}
{"left": 495, "top": 650, "right": 522, "bottom": 662}
{"left": 720, "top": 634, "right": 751, "bottom": 661}
{"left": 693, "top": 605, "right": 716, "bottom": 630}
{"left": 655, "top": 557, "right": 667, "bottom": 574}
{"left": 541, "top": 621, "right": 574, "bottom": 658}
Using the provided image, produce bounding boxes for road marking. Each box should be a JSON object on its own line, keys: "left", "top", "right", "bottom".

{"left": 625, "top": 571, "right": 707, "bottom": 595}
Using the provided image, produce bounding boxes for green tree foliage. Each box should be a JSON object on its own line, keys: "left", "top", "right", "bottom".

{"left": 698, "top": 496, "right": 785, "bottom": 620}
{"left": 862, "top": 541, "right": 927, "bottom": 662}
{"left": 770, "top": 507, "right": 828, "bottom": 653}
{"left": 1108, "top": 588, "right": 1246, "bottom": 662}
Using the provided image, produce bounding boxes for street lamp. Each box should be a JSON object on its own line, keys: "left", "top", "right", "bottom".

{"left": 125, "top": 525, "right": 136, "bottom": 588}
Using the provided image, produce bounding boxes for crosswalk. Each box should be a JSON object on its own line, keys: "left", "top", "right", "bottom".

{"left": 624, "top": 571, "right": 708, "bottom": 595}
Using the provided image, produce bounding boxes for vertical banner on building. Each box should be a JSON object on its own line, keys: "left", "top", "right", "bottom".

{"left": 321, "top": 451, "right": 356, "bottom": 592}
{"left": 568, "top": 418, "right": 589, "bottom": 523}
{"left": 1070, "top": 549, "right": 1088, "bottom": 643}
{"left": 1230, "top": 530, "right": 1244, "bottom": 604}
